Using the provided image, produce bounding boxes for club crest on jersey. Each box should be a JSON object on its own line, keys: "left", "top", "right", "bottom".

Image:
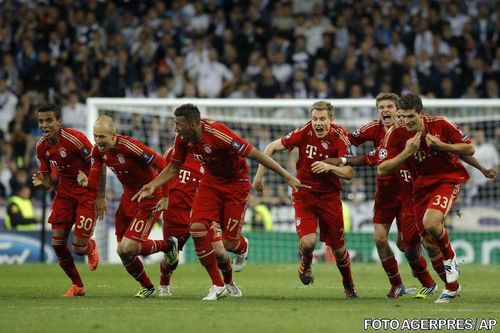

{"left": 352, "top": 129, "right": 360, "bottom": 137}
{"left": 203, "top": 144, "right": 212, "bottom": 154}
{"left": 295, "top": 217, "right": 301, "bottom": 226}
{"left": 321, "top": 141, "right": 329, "bottom": 150}
{"left": 117, "top": 154, "right": 126, "bottom": 164}
{"left": 59, "top": 148, "right": 67, "bottom": 158}
{"left": 378, "top": 148, "right": 388, "bottom": 160}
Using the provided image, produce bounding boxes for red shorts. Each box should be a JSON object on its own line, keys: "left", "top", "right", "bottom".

{"left": 162, "top": 207, "right": 191, "bottom": 251}
{"left": 373, "top": 185, "right": 402, "bottom": 224}
{"left": 115, "top": 192, "right": 161, "bottom": 242}
{"left": 190, "top": 180, "right": 250, "bottom": 242}
{"left": 413, "top": 183, "right": 461, "bottom": 237}
{"left": 49, "top": 185, "right": 97, "bottom": 239}
{"left": 292, "top": 190, "right": 345, "bottom": 249}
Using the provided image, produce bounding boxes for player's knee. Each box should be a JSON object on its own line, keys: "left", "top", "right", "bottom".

{"left": 374, "top": 233, "right": 388, "bottom": 248}
{"left": 118, "top": 241, "right": 139, "bottom": 258}
{"left": 333, "top": 246, "right": 347, "bottom": 259}
{"left": 222, "top": 239, "right": 237, "bottom": 251}
{"left": 71, "top": 237, "right": 88, "bottom": 255}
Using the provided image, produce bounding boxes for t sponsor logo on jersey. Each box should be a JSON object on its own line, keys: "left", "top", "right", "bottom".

{"left": 378, "top": 148, "right": 388, "bottom": 160}
{"left": 59, "top": 148, "right": 67, "bottom": 158}
{"left": 117, "top": 154, "right": 126, "bottom": 164}
{"left": 179, "top": 169, "right": 191, "bottom": 184}
{"left": 414, "top": 150, "right": 426, "bottom": 162}
{"left": 203, "top": 144, "right": 212, "bottom": 154}
{"left": 305, "top": 144, "right": 318, "bottom": 159}
{"left": 400, "top": 169, "right": 412, "bottom": 182}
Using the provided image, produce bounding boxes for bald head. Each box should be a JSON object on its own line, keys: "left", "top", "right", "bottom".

{"left": 94, "top": 115, "right": 117, "bottom": 152}
{"left": 94, "top": 115, "right": 116, "bottom": 134}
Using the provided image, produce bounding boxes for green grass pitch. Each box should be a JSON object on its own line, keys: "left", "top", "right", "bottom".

{"left": 1, "top": 263, "right": 499, "bottom": 333}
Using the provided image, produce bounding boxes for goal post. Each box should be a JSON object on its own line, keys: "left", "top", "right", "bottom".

{"left": 86, "top": 98, "right": 500, "bottom": 265}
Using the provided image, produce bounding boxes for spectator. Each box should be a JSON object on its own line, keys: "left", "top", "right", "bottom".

{"left": 4, "top": 184, "right": 38, "bottom": 231}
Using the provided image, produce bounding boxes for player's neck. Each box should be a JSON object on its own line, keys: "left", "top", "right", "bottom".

{"left": 47, "top": 129, "right": 61, "bottom": 145}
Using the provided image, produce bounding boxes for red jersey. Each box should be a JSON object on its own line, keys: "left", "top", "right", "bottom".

{"left": 350, "top": 119, "right": 396, "bottom": 188}
{"left": 164, "top": 148, "right": 203, "bottom": 210}
{"left": 282, "top": 121, "right": 350, "bottom": 193}
{"left": 36, "top": 128, "right": 93, "bottom": 189}
{"left": 349, "top": 119, "right": 387, "bottom": 147}
{"left": 170, "top": 119, "right": 253, "bottom": 183}
{"left": 88, "top": 135, "right": 167, "bottom": 194}
{"left": 379, "top": 115, "right": 470, "bottom": 189}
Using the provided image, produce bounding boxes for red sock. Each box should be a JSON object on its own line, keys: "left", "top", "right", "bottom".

{"left": 123, "top": 256, "right": 153, "bottom": 288}
{"left": 191, "top": 228, "right": 224, "bottom": 286}
{"left": 137, "top": 240, "right": 168, "bottom": 255}
{"left": 336, "top": 249, "right": 354, "bottom": 287}
{"left": 230, "top": 236, "right": 248, "bottom": 255}
{"left": 381, "top": 255, "right": 402, "bottom": 287}
{"left": 217, "top": 253, "right": 233, "bottom": 284}
{"left": 52, "top": 236, "right": 83, "bottom": 287}
{"left": 160, "top": 262, "right": 173, "bottom": 286}
{"left": 430, "top": 253, "right": 447, "bottom": 283}
{"left": 434, "top": 228, "right": 455, "bottom": 260}
{"left": 299, "top": 244, "right": 313, "bottom": 268}
{"left": 408, "top": 254, "right": 435, "bottom": 287}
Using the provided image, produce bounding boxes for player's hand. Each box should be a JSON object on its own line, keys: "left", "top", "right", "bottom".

{"left": 32, "top": 172, "right": 43, "bottom": 187}
{"left": 252, "top": 178, "right": 264, "bottom": 194}
{"left": 77, "top": 170, "right": 88, "bottom": 187}
{"left": 482, "top": 167, "right": 497, "bottom": 180}
{"left": 287, "top": 176, "right": 310, "bottom": 192}
{"left": 95, "top": 195, "right": 107, "bottom": 220}
{"left": 425, "top": 133, "right": 443, "bottom": 149}
{"left": 132, "top": 183, "right": 155, "bottom": 202}
{"left": 404, "top": 132, "right": 421, "bottom": 155}
{"left": 155, "top": 197, "right": 168, "bottom": 212}
{"left": 311, "top": 161, "right": 333, "bottom": 174}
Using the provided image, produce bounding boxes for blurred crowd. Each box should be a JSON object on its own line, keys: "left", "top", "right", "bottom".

{"left": 0, "top": 0, "right": 499, "bottom": 205}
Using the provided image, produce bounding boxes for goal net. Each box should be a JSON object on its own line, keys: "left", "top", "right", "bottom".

{"left": 87, "top": 98, "right": 500, "bottom": 265}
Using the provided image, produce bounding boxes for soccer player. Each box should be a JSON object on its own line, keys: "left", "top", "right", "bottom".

{"left": 311, "top": 93, "right": 435, "bottom": 298}
{"left": 378, "top": 93, "right": 474, "bottom": 303}
{"left": 77, "top": 115, "right": 178, "bottom": 298}
{"left": 252, "top": 101, "right": 358, "bottom": 298}
{"left": 133, "top": 103, "right": 302, "bottom": 300}
{"left": 32, "top": 103, "right": 102, "bottom": 297}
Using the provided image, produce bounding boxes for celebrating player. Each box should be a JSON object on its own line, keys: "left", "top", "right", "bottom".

{"left": 253, "top": 101, "right": 358, "bottom": 298}
{"left": 33, "top": 103, "right": 102, "bottom": 297}
{"left": 378, "top": 93, "right": 474, "bottom": 303}
{"left": 311, "top": 93, "right": 436, "bottom": 298}
{"left": 133, "top": 103, "right": 302, "bottom": 300}
{"left": 77, "top": 115, "right": 178, "bottom": 298}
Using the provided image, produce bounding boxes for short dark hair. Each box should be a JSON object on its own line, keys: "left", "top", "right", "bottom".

{"left": 37, "top": 103, "right": 62, "bottom": 119}
{"left": 399, "top": 93, "right": 423, "bottom": 113}
{"left": 174, "top": 103, "right": 201, "bottom": 123}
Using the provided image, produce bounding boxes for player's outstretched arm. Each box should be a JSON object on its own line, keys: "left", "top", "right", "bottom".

{"left": 378, "top": 132, "right": 421, "bottom": 176}
{"left": 132, "top": 163, "right": 180, "bottom": 202}
{"left": 252, "top": 139, "right": 286, "bottom": 193}
{"left": 425, "top": 134, "right": 475, "bottom": 155}
{"left": 460, "top": 155, "right": 497, "bottom": 180}
{"left": 249, "top": 145, "right": 302, "bottom": 192}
